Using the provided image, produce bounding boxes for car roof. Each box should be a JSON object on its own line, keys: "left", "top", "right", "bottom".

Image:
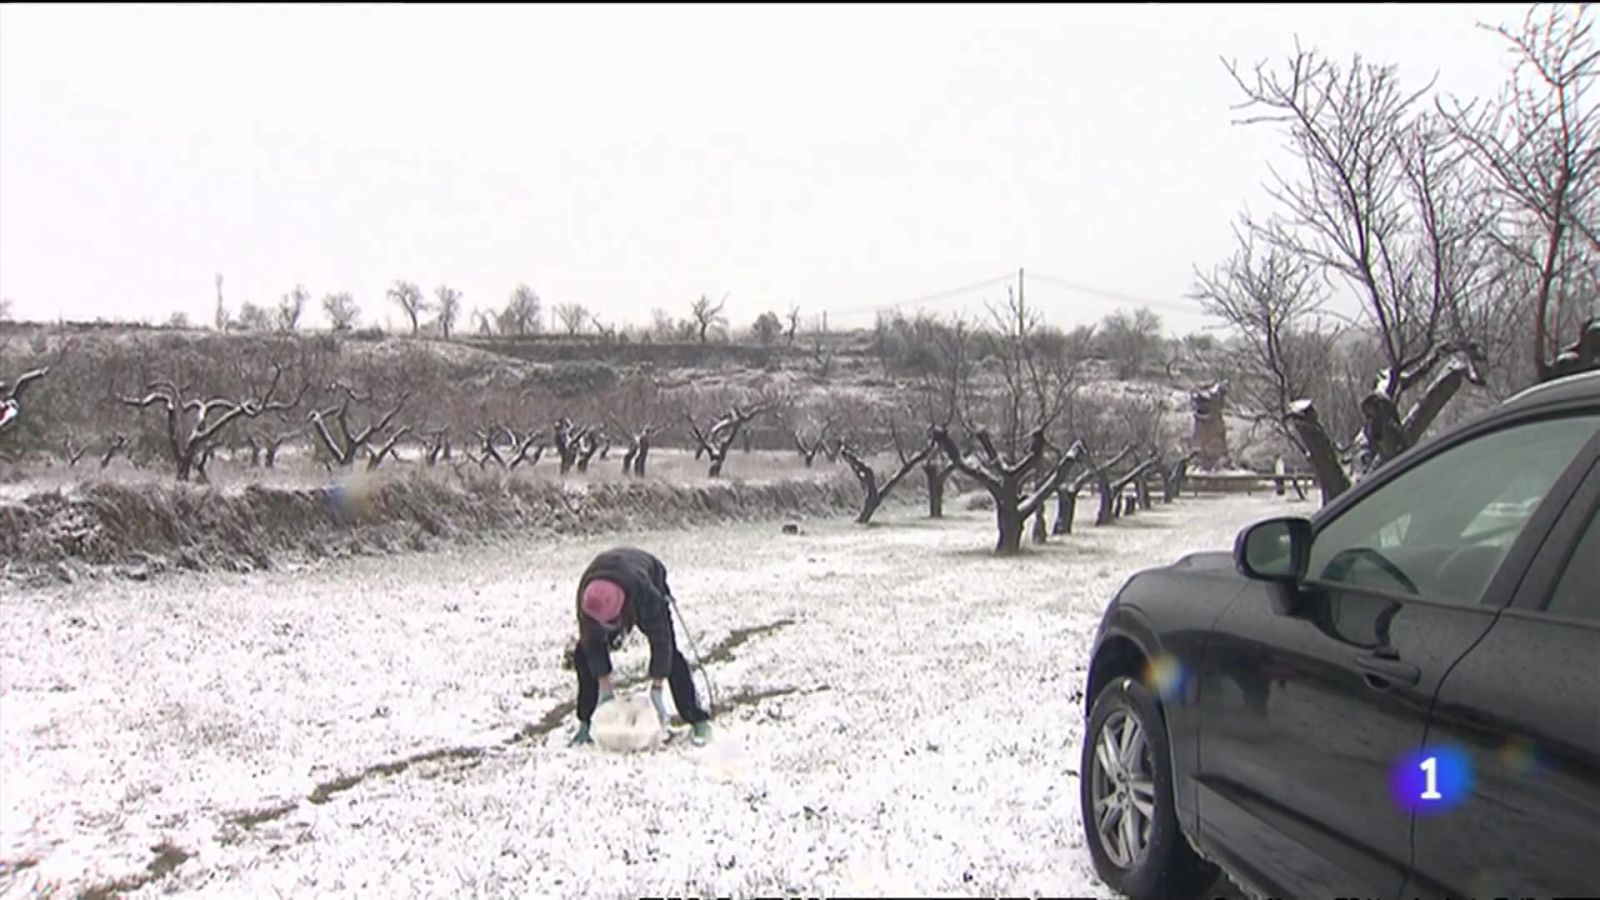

{"left": 1500, "top": 369, "right": 1600, "bottom": 415}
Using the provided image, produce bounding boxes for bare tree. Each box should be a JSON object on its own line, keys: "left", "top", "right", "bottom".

{"left": 277, "top": 284, "right": 308, "bottom": 333}
{"left": 420, "top": 427, "right": 453, "bottom": 466}
{"left": 388, "top": 280, "right": 428, "bottom": 336}
{"left": 61, "top": 433, "right": 89, "bottom": 466}
{"left": 100, "top": 433, "right": 129, "bottom": 469}
{"left": 323, "top": 292, "right": 360, "bottom": 332}
{"left": 503, "top": 284, "right": 543, "bottom": 336}
{"left": 839, "top": 414, "right": 934, "bottom": 525}
{"left": 237, "top": 302, "right": 274, "bottom": 332}
{"left": 1222, "top": 44, "right": 1492, "bottom": 503}
{"left": 928, "top": 285, "right": 1085, "bottom": 553}
{"left": 785, "top": 305, "right": 802, "bottom": 346}
{"left": 1097, "top": 307, "right": 1164, "bottom": 379}
{"left": 0, "top": 365, "right": 49, "bottom": 437}
{"left": 554, "top": 303, "right": 589, "bottom": 336}
{"left": 1193, "top": 228, "right": 1345, "bottom": 469}
{"left": 685, "top": 400, "right": 770, "bottom": 478}
{"left": 751, "top": 311, "right": 783, "bottom": 345}
{"left": 691, "top": 294, "right": 728, "bottom": 343}
{"left": 471, "top": 425, "right": 544, "bottom": 470}
{"left": 214, "top": 273, "right": 229, "bottom": 332}
{"left": 435, "top": 285, "right": 462, "bottom": 340}
{"left": 1440, "top": 3, "right": 1600, "bottom": 384}
{"left": 242, "top": 423, "right": 299, "bottom": 468}
{"left": 808, "top": 326, "right": 835, "bottom": 381}
{"left": 119, "top": 365, "right": 302, "bottom": 481}
{"left": 602, "top": 378, "right": 666, "bottom": 477}
{"left": 784, "top": 409, "right": 835, "bottom": 468}
{"left": 306, "top": 383, "right": 410, "bottom": 469}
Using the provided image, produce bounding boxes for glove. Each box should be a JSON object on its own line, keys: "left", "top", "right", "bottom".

{"left": 649, "top": 683, "right": 670, "bottom": 728}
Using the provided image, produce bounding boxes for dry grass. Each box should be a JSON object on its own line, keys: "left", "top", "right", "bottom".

{"left": 0, "top": 449, "right": 911, "bottom": 586}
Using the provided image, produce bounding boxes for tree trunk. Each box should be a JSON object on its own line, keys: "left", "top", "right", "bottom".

{"left": 1286, "top": 401, "right": 1352, "bottom": 504}
{"left": 1053, "top": 490, "right": 1078, "bottom": 535}
{"left": 924, "top": 460, "right": 951, "bottom": 518}
{"left": 995, "top": 491, "right": 1024, "bottom": 554}
{"left": 1031, "top": 469, "right": 1049, "bottom": 544}
{"left": 1095, "top": 472, "right": 1115, "bottom": 525}
{"left": 634, "top": 438, "right": 651, "bottom": 477}
{"left": 856, "top": 490, "right": 882, "bottom": 525}
{"left": 623, "top": 445, "right": 638, "bottom": 475}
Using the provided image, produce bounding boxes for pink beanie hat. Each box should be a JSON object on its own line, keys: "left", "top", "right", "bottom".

{"left": 581, "top": 578, "right": 626, "bottom": 623}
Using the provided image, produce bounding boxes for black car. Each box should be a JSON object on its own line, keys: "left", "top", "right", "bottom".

{"left": 1080, "top": 370, "right": 1600, "bottom": 900}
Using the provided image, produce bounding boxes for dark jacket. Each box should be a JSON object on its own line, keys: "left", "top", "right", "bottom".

{"left": 575, "top": 546, "right": 676, "bottom": 680}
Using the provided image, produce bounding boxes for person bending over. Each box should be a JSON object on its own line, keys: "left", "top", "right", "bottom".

{"left": 569, "top": 546, "right": 712, "bottom": 747}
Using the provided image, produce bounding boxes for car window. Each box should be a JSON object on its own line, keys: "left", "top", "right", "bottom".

{"left": 1547, "top": 507, "right": 1600, "bottom": 621}
{"left": 1307, "top": 413, "right": 1600, "bottom": 604}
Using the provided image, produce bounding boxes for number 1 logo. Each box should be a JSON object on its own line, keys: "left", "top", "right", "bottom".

{"left": 1391, "top": 747, "right": 1471, "bottom": 814}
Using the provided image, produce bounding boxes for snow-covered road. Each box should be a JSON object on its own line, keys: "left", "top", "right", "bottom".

{"left": 1, "top": 490, "right": 1298, "bottom": 898}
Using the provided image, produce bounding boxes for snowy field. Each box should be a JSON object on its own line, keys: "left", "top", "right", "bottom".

{"left": 0, "top": 491, "right": 1300, "bottom": 898}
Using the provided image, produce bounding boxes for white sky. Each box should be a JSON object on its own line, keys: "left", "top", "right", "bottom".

{"left": 0, "top": 3, "right": 1530, "bottom": 336}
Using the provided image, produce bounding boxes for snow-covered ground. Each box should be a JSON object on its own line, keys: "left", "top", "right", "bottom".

{"left": 0, "top": 491, "right": 1301, "bottom": 898}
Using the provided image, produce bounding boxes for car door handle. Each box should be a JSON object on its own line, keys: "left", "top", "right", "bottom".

{"left": 1353, "top": 649, "right": 1420, "bottom": 688}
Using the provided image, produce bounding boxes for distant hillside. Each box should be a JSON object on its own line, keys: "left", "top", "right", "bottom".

{"left": 1, "top": 318, "right": 1266, "bottom": 472}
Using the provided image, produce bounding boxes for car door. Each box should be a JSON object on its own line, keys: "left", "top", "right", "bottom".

{"left": 1194, "top": 410, "right": 1600, "bottom": 900}
{"left": 1405, "top": 448, "right": 1600, "bottom": 900}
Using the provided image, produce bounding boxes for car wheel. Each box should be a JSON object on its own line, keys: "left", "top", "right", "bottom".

{"left": 1081, "top": 675, "right": 1218, "bottom": 900}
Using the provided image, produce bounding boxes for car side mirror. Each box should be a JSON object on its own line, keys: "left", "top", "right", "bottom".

{"left": 1234, "top": 516, "right": 1312, "bottom": 585}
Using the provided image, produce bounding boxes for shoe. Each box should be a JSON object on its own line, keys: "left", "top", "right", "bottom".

{"left": 691, "top": 721, "right": 712, "bottom": 746}
{"left": 570, "top": 724, "right": 594, "bottom": 746}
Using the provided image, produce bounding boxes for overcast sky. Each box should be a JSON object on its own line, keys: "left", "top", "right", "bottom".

{"left": 0, "top": 3, "right": 1532, "bottom": 336}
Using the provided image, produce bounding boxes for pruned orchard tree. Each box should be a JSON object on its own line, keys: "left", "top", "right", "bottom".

{"left": 0, "top": 364, "right": 49, "bottom": 438}
{"left": 1055, "top": 443, "right": 1136, "bottom": 534}
{"left": 781, "top": 405, "right": 835, "bottom": 468}
{"left": 910, "top": 313, "right": 976, "bottom": 518}
{"left": 684, "top": 398, "right": 770, "bottom": 478}
{"left": 838, "top": 412, "right": 935, "bottom": 525}
{"left": 119, "top": 364, "right": 303, "bottom": 481}
{"left": 929, "top": 282, "right": 1086, "bottom": 554}
{"left": 602, "top": 378, "right": 666, "bottom": 477}
{"left": 420, "top": 426, "right": 453, "bottom": 466}
{"left": 1440, "top": 3, "right": 1600, "bottom": 385}
{"left": 241, "top": 422, "right": 300, "bottom": 468}
{"left": 471, "top": 425, "right": 544, "bottom": 470}
{"left": 306, "top": 382, "right": 410, "bottom": 471}
{"left": 1217, "top": 45, "right": 1495, "bottom": 504}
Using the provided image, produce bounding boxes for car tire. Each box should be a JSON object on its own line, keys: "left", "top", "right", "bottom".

{"left": 1081, "top": 675, "right": 1218, "bottom": 900}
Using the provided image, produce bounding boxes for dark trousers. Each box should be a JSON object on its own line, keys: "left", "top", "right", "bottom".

{"left": 574, "top": 644, "right": 711, "bottom": 726}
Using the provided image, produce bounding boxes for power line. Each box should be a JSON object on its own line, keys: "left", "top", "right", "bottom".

{"left": 820, "top": 272, "right": 1017, "bottom": 318}
{"left": 1025, "top": 272, "right": 1202, "bottom": 316}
